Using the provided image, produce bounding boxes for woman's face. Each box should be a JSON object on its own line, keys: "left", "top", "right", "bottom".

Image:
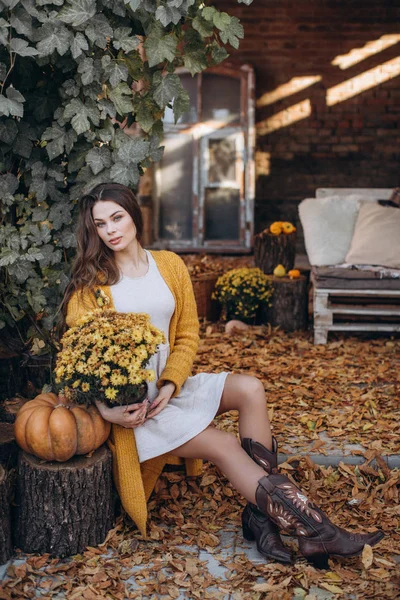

{"left": 92, "top": 200, "right": 137, "bottom": 252}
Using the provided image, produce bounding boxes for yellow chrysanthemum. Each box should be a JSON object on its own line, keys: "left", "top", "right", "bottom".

{"left": 81, "top": 382, "right": 90, "bottom": 392}
{"left": 105, "top": 387, "right": 118, "bottom": 400}
{"left": 146, "top": 369, "right": 156, "bottom": 382}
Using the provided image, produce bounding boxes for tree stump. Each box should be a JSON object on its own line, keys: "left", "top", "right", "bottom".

{"left": 14, "top": 445, "right": 114, "bottom": 557}
{"left": 0, "top": 465, "right": 12, "bottom": 564}
{"left": 0, "top": 423, "right": 18, "bottom": 469}
{"left": 254, "top": 231, "right": 296, "bottom": 274}
{"left": 262, "top": 275, "right": 308, "bottom": 331}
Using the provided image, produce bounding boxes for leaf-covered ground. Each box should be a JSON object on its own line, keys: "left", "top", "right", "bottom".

{"left": 1, "top": 328, "right": 399, "bottom": 599}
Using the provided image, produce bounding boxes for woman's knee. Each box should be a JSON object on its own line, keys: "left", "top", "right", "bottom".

{"left": 240, "top": 375, "right": 265, "bottom": 402}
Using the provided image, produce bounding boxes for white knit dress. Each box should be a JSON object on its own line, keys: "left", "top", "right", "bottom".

{"left": 110, "top": 250, "right": 229, "bottom": 463}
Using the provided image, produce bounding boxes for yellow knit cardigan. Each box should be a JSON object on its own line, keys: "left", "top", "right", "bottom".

{"left": 66, "top": 250, "right": 203, "bottom": 537}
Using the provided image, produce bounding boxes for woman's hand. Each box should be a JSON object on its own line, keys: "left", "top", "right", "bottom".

{"left": 146, "top": 381, "right": 175, "bottom": 420}
{"left": 95, "top": 399, "right": 148, "bottom": 429}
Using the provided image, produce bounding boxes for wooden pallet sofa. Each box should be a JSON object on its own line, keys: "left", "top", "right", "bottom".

{"left": 299, "top": 188, "right": 400, "bottom": 344}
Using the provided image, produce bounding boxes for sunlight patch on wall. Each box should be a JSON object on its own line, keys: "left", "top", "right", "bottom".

{"left": 255, "top": 151, "right": 271, "bottom": 176}
{"left": 256, "top": 76, "right": 321, "bottom": 108}
{"left": 327, "top": 56, "right": 400, "bottom": 106}
{"left": 257, "top": 99, "right": 312, "bottom": 135}
{"left": 332, "top": 34, "right": 400, "bottom": 70}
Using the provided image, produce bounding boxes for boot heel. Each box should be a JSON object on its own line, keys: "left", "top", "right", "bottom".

{"left": 302, "top": 553, "right": 329, "bottom": 570}
{"left": 241, "top": 515, "right": 255, "bottom": 541}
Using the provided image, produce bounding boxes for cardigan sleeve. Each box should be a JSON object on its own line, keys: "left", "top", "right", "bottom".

{"left": 157, "top": 255, "right": 199, "bottom": 396}
{"left": 65, "top": 288, "right": 98, "bottom": 328}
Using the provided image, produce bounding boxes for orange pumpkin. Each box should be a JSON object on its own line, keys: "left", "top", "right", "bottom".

{"left": 288, "top": 269, "right": 301, "bottom": 279}
{"left": 14, "top": 393, "right": 111, "bottom": 462}
{"left": 269, "top": 221, "right": 283, "bottom": 235}
{"left": 282, "top": 222, "right": 296, "bottom": 234}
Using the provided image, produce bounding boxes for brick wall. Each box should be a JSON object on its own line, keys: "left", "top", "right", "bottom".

{"left": 216, "top": 0, "right": 400, "bottom": 249}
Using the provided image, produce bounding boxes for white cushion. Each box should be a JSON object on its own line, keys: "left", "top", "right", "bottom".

{"left": 298, "top": 194, "right": 366, "bottom": 266}
{"left": 345, "top": 202, "right": 400, "bottom": 268}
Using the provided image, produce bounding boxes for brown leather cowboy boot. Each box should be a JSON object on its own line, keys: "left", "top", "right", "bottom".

{"left": 255, "top": 473, "right": 384, "bottom": 568}
{"left": 241, "top": 437, "right": 292, "bottom": 564}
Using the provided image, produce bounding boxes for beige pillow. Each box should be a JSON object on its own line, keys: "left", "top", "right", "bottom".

{"left": 345, "top": 202, "right": 400, "bottom": 268}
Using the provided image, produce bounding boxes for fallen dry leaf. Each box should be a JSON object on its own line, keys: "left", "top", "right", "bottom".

{"left": 362, "top": 544, "right": 374, "bottom": 570}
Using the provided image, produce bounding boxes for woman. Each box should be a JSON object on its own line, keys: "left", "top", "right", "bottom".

{"left": 61, "top": 182, "right": 383, "bottom": 567}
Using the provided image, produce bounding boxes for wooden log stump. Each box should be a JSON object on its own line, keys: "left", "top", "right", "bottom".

{"left": 14, "top": 445, "right": 114, "bottom": 557}
{"left": 254, "top": 231, "right": 296, "bottom": 274}
{"left": 0, "top": 423, "right": 18, "bottom": 469}
{"left": 0, "top": 465, "right": 12, "bottom": 564}
{"left": 262, "top": 275, "right": 308, "bottom": 331}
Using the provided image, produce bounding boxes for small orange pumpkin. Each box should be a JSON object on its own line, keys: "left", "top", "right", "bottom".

{"left": 269, "top": 221, "right": 283, "bottom": 235}
{"left": 14, "top": 393, "right": 111, "bottom": 462}
{"left": 282, "top": 222, "right": 296, "bottom": 234}
{"left": 288, "top": 269, "right": 301, "bottom": 279}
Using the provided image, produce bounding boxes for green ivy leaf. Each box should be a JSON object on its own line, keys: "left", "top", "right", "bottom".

{"left": 117, "top": 137, "right": 150, "bottom": 165}
{"left": 31, "top": 207, "right": 49, "bottom": 222}
{"left": 153, "top": 73, "right": 181, "bottom": 109}
{"left": 218, "top": 16, "right": 244, "bottom": 49}
{"left": 42, "top": 124, "right": 77, "bottom": 160}
{"left": 102, "top": 56, "right": 129, "bottom": 88}
{"left": 213, "top": 11, "right": 231, "bottom": 31}
{"left": 77, "top": 57, "right": 97, "bottom": 86}
{"left": 173, "top": 87, "right": 190, "bottom": 123}
{"left": 10, "top": 12, "right": 33, "bottom": 37}
{"left": 9, "top": 261, "right": 36, "bottom": 284}
{"left": 155, "top": 5, "right": 181, "bottom": 26}
{"left": 144, "top": 23, "right": 178, "bottom": 67}
{"left": 202, "top": 6, "right": 217, "bottom": 21}
{"left": 85, "top": 14, "right": 113, "bottom": 48}
{"left": 59, "top": 0, "right": 97, "bottom": 27}
{"left": 210, "top": 41, "right": 229, "bottom": 65}
{"left": 0, "top": 249, "right": 22, "bottom": 268}
{"left": 71, "top": 32, "right": 89, "bottom": 59}
{"left": 192, "top": 16, "right": 214, "bottom": 38}
{"left": 108, "top": 82, "right": 134, "bottom": 115}
{"left": 48, "top": 202, "right": 73, "bottom": 230}
{"left": 86, "top": 146, "right": 112, "bottom": 175}
{"left": 10, "top": 38, "right": 39, "bottom": 57}
{"left": 183, "top": 50, "right": 208, "bottom": 75}
{"left": 0, "top": 119, "right": 18, "bottom": 145}
{"left": 58, "top": 228, "right": 76, "bottom": 248}
{"left": 0, "top": 86, "right": 25, "bottom": 118}
{"left": 110, "top": 162, "right": 139, "bottom": 186}
{"left": 125, "top": 0, "right": 142, "bottom": 10}
{"left": 36, "top": 24, "right": 72, "bottom": 57}
{"left": 113, "top": 27, "right": 139, "bottom": 52}
{"left": 63, "top": 98, "right": 100, "bottom": 135}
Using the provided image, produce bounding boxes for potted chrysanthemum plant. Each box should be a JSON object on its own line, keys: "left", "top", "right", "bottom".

{"left": 55, "top": 309, "right": 165, "bottom": 407}
{"left": 213, "top": 268, "right": 274, "bottom": 324}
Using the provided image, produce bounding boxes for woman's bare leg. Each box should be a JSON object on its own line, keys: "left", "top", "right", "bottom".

{"left": 217, "top": 374, "right": 272, "bottom": 450}
{"left": 170, "top": 426, "right": 265, "bottom": 503}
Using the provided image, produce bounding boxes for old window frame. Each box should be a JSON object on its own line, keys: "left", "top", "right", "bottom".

{"left": 152, "top": 63, "right": 255, "bottom": 253}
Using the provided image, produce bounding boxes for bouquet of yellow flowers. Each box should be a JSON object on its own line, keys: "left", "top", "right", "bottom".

{"left": 213, "top": 268, "right": 274, "bottom": 323}
{"left": 55, "top": 309, "right": 165, "bottom": 407}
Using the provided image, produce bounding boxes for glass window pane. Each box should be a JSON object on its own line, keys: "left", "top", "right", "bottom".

{"left": 164, "top": 74, "right": 198, "bottom": 124}
{"left": 202, "top": 74, "right": 241, "bottom": 122}
{"left": 158, "top": 135, "right": 193, "bottom": 240}
{"left": 205, "top": 188, "right": 240, "bottom": 240}
{"left": 208, "top": 138, "right": 237, "bottom": 183}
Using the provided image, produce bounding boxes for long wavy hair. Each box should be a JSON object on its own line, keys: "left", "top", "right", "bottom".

{"left": 58, "top": 183, "right": 143, "bottom": 334}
